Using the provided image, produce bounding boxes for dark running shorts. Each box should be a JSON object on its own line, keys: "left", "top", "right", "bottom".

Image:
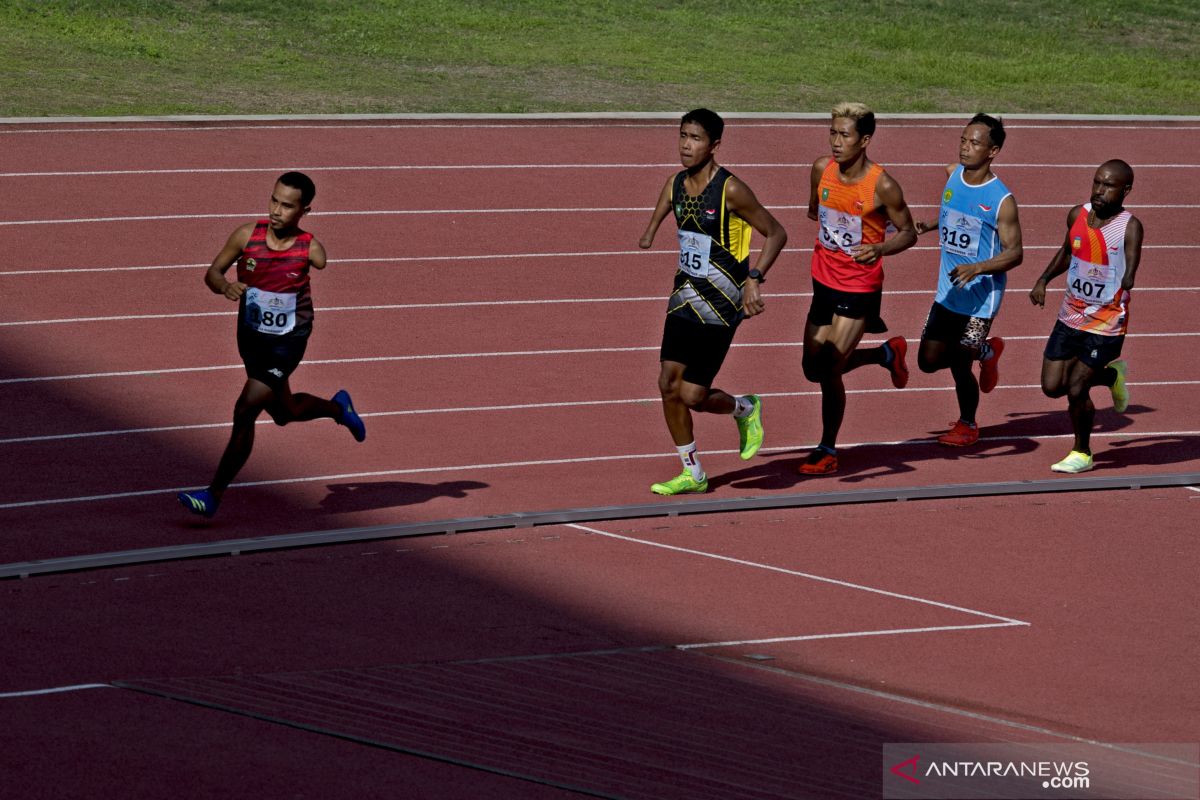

{"left": 806, "top": 278, "right": 887, "bottom": 334}
{"left": 660, "top": 313, "right": 738, "bottom": 388}
{"left": 921, "top": 301, "right": 994, "bottom": 350}
{"left": 1043, "top": 320, "right": 1124, "bottom": 369}
{"left": 237, "top": 325, "right": 309, "bottom": 390}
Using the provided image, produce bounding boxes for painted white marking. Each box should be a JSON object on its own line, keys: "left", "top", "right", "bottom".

{"left": 4, "top": 382, "right": 1198, "bottom": 446}
{"left": 565, "top": 523, "right": 1028, "bottom": 624}
{"left": 676, "top": 621, "right": 1026, "bottom": 650}
{"left": 3, "top": 334, "right": 1198, "bottom": 386}
{"left": 2, "top": 429, "right": 1196, "bottom": 510}
{"left": 0, "top": 684, "right": 111, "bottom": 698}
{"left": 3, "top": 243, "right": 1197, "bottom": 278}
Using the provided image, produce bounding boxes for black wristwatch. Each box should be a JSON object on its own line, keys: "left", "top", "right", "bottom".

{"left": 748, "top": 268, "right": 766, "bottom": 283}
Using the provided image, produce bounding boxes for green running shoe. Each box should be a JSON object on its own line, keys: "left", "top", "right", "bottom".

{"left": 735, "top": 394, "right": 764, "bottom": 460}
{"left": 650, "top": 470, "right": 709, "bottom": 496}
{"left": 1108, "top": 360, "right": 1129, "bottom": 413}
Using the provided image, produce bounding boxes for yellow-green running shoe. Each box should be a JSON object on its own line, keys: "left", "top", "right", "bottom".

{"left": 735, "top": 395, "right": 764, "bottom": 460}
{"left": 1051, "top": 450, "right": 1094, "bottom": 474}
{"left": 1108, "top": 360, "right": 1129, "bottom": 413}
{"left": 650, "top": 470, "right": 709, "bottom": 495}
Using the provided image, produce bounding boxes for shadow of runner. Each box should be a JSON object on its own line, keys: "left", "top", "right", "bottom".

{"left": 319, "top": 479, "right": 489, "bottom": 514}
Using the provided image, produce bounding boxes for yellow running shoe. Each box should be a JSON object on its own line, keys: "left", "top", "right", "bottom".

{"left": 650, "top": 470, "right": 709, "bottom": 495}
{"left": 1051, "top": 450, "right": 1094, "bottom": 474}
{"left": 735, "top": 395, "right": 764, "bottom": 460}
{"left": 1108, "top": 360, "right": 1129, "bottom": 413}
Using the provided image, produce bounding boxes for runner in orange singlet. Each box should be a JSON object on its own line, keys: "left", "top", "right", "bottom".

{"left": 800, "top": 103, "right": 918, "bottom": 475}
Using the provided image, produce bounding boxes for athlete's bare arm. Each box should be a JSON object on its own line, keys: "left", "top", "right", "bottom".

{"left": 949, "top": 194, "right": 1024, "bottom": 288}
{"left": 725, "top": 177, "right": 788, "bottom": 317}
{"left": 1030, "top": 205, "right": 1085, "bottom": 306}
{"left": 639, "top": 178, "right": 674, "bottom": 249}
{"left": 914, "top": 164, "right": 956, "bottom": 234}
{"left": 309, "top": 237, "right": 327, "bottom": 270}
{"left": 1119, "top": 215, "right": 1144, "bottom": 292}
{"left": 806, "top": 157, "right": 832, "bottom": 221}
{"left": 852, "top": 172, "right": 917, "bottom": 264}
{"left": 204, "top": 222, "right": 255, "bottom": 301}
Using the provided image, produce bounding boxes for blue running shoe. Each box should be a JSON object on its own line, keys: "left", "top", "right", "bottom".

{"left": 333, "top": 389, "right": 366, "bottom": 442}
{"left": 178, "top": 489, "right": 218, "bottom": 519}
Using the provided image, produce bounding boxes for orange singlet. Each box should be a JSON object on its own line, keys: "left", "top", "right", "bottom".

{"left": 811, "top": 161, "right": 887, "bottom": 292}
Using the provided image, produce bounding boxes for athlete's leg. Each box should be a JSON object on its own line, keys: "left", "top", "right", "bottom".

{"left": 811, "top": 315, "right": 867, "bottom": 450}
{"left": 1040, "top": 357, "right": 1072, "bottom": 399}
{"left": 917, "top": 338, "right": 952, "bottom": 374}
{"left": 658, "top": 361, "right": 695, "bottom": 446}
{"left": 266, "top": 382, "right": 340, "bottom": 426}
{"left": 1065, "top": 360, "right": 1099, "bottom": 454}
{"left": 210, "top": 378, "right": 275, "bottom": 498}
{"left": 948, "top": 345, "right": 981, "bottom": 425}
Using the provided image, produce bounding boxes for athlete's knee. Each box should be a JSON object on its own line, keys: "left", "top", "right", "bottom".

{"left": 802, "top": 352, "right": 829, "bottom": 383}
{"left": 1041, "top": 381, "right": 1067, "bottom": 399}
{"left": 917, "top": 353, "right": 941, "bottom": 374}
{"left": 678, "top": 384, "right": 709, "bottom": 409}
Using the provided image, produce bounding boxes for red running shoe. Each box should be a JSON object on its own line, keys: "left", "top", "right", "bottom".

{"left": 978, "top": 337, "right": 1004, "bottom": 394}
{"left": 937, "top": 420, "right": 980, "bottom": 447}
{"left": 798, "top": 450, "right": 838, "bottom": 475}
{"left": 885, "top": 336, "right": 909, "bottom": 389}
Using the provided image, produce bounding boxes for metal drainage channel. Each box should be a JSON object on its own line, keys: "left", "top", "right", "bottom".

{"left": 3, "top": 471, "right": 1196, "bottom": 580}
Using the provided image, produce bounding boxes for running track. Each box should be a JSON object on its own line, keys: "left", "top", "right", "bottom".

{"left": 1, "top": 118, "right": 1197, "bottom": 799}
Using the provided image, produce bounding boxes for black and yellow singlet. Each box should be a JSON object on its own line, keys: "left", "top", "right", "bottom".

{"left": 667, "top": 166, "right": 753, "bottom": 327}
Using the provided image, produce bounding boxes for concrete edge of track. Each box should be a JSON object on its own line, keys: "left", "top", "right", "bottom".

{"left": 3, "top": 112, "right": 1200, "bottom": 124}
{"left": 3, "top": 472, "right": 1196, "bottom": 580}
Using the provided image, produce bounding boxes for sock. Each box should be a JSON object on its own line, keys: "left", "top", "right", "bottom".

{"left": 676, "top": 442, "right": 704, "bottom": 480}
{"left": 733, "top": 395, "right": 754, "bottom": 418}
{"left": 881, "top": 341, "right": 894, "bottom": 366}
{"left": 817, "top": 443, "right": 837, "bottom": 456}
{"left": 958, "top": 419, "right": 978, "bottom": 429}
{"left": 978, "top": 341, "right": 993, "bottom": 362}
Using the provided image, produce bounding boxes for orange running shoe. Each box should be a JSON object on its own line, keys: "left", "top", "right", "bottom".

{"left": 937, "top": 420, "right": 979, "bottom": 447}
{"left": 978, "top": 337, "right": 1005, "bottom": 394}
{"left": 798, "top": 449, "right": 838, "bottom": 475}
{"left": 885, "top": 336, "right": 909, "bottom": 389}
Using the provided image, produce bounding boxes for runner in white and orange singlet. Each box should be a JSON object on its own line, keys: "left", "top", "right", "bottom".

{"left": 177, "top": 172, "right": 366, "bottom": 518}
{"left": 1030, "top": 160, "right": 1144, "bottom": 474}
{"left": 800, "top": 103, "right": 918, "bottom": 475}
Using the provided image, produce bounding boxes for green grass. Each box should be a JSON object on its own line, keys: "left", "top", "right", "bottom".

{"left": 1, "top": 0, "right": 1198, "bottom": 116}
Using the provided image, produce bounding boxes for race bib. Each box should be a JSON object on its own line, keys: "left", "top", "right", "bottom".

{"left": 818, "top": 206, "right": 862, "bottom": 253}
{"left": 940, "top": 209, "right": 982, "bottom": 258}
{"left": 243, "top": 287, "right": 296, "bottom": 335}
{"left": 1066, "top": 257, "right": 1118, "bottom": 304}
{"left": 677, "top": 230, "right": 713, "bottom": 278}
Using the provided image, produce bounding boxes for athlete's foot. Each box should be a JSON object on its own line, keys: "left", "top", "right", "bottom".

{"left": 1051, "top": 450, "right": 1094, "bottom": 474}
{"left": 885, "top": 336, "right": 909, "bottom": 389}
{"left": 332, "top": 389, "right": 366, "bottom": 442}
{"left": 178, "top": 489, "right": 219, "bottom": 519}
{"left": 798, "top": 448, "right": 838, "bottom": 475}
{"left": 978, "top": 337, "right": 1005, "bottom": 394}
{"left": 650, "top": 470, "right": 709, "bottom": 495}
{"left": 735, "top": 395, "right": 764, "bottom": 460}
{"left": 937, "top": 419, "right": 980, "bottom": 447}
{"left": 1108, "top": 360, "right": 1129, "bottom": 413}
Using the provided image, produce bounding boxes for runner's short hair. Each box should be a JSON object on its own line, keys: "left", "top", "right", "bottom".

{"left": 278, "top": 171, "right": 316, "bottom": 206}
{"left": 681, "top": 108, "right": 724, "bottom": 143}
{"left": 968, "top": 113, "right": 1006, "bottom": 149}
{"left": 831, "top": 102, "right": 875, "bottom": 137}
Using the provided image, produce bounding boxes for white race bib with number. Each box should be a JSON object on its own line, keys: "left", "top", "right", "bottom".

{"left": 818, "top": 206, "right": 862, "bottom": 253}
{"left": 677, "top": 230, "right": 713, "bottom": 278}
{"left": 1066, "top": 257, "right": 1118, "bottom": 304}
{"left": 940, "top": 209, "right": 982, "bottom": 258}
{"left": 244, "top": 287, "right": 297, "bottom": 335}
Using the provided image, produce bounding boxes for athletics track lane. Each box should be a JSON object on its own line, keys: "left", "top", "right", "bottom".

{"left": 1, "top": 118, "right": 1198, "bottom": 798}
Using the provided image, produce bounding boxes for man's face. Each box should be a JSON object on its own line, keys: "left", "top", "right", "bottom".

{"left": 1090, "top": 165, "right": 1130, "bottom": 215}
{"left": 829, "top": 116, "right": 868, "bottom": 165}
{"left": 679, "top": 122, "right": 718, "bottom": 169}
{"left": 268, "top": 181, "right": 307, "bottom": 231}
{"left": 959, "top": 123, "right": 998, "bottom": 169}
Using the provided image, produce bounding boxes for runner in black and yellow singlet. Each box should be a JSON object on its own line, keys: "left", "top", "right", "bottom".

{"left": 638, "top": 109, "right": 788, "bottom": 496}
{"left": 176, "top": 172, "right": 366, "bottom": 519}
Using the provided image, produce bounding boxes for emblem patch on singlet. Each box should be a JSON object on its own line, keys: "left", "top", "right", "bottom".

{"left": 1072, "top": 236, "right": 1082, "bottom": 250}
{"left": 943, "top": 189, "right": 953, "bottom": 202}
{"left": 821, "top": 188, "right": 829, "bottom": 201}
{"left": 244, "top": 257, "right": 257, "bottom": 272}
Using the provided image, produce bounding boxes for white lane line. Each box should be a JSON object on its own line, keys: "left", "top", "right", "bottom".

{"left": 5, "top": 383, "right": 1199, "bottom": 446}
{"left": 5, "top": 162, "right": 1200, "bottom": 178}
{"left": 3, "top": 334, "right": 1199, "bottom": 386}
{"left": 676, "top": 622, "right": 1027, "bottom": 650}
{"left": 5, "top": 286, "right": 1200, "bottom": 327}
{"left": 0, "top": 202, "right": 1195, "bottom": 227}
{"left": 4, "top": 243, "right": 1198, "bottom": 277}
{"left": 0, "top": 684, "right": 111, "bottom": 698}
{"left": 565, "top": 522, "right": 1029, "bottom": 624}
{"left": 3, "top": 429, "right": 1197, "bottom": 511}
